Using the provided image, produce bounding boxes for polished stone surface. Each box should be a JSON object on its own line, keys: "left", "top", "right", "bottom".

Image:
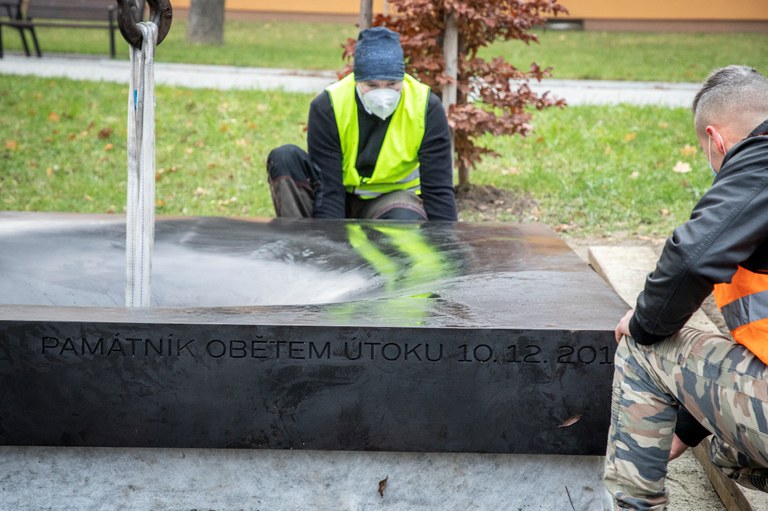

{"left": 0, "top": 212, "right": 627, "bottom": 455}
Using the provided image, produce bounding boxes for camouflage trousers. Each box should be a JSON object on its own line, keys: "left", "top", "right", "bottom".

{"left": 603, "top": 327, "right": 768, "bottom": 510}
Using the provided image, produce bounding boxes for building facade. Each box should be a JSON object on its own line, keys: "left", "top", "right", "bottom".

{"left": 171, "top": 0, "right": 767, "bottom": 32}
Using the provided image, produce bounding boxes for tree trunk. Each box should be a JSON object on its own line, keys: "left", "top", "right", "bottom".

{"left": 442, "top": 12, "right": 458, "bottom": 184}
{"left": 457, "top": 162, "right": 471, "bottom": 191}
{"left": 359, "top": 0, "right": 372, "bottom": 29}
{"left": 187, "top": 0, "right": 225, "bottom": 45}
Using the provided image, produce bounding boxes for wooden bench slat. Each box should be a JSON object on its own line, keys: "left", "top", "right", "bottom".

{"left": 0, "top": 0, "right": 138, "bottom": 59}
{"left": 27, "top": 5, "right": 115, "bottom": 22}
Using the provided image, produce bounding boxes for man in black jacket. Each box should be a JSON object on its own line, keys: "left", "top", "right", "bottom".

{"left": 266, "top": 26, "right": 457, "bottom": 221}
{"left": 604, "top": 65, "right": 768, "bottom": 509}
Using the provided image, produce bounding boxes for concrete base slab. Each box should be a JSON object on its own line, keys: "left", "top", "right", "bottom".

{"left": 0, "top": 446, "right": 612, "bottom": 510}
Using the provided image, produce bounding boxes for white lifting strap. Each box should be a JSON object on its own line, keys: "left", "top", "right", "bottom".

{"left": 126, "top": 22, "right": 159, "bottom": 307}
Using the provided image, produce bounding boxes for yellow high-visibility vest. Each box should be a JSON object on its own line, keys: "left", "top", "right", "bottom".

{"left": 326, "top": 73, "right": 430, "bottom": 199}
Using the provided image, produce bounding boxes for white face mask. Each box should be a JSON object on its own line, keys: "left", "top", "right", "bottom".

{"left": 707, "top": 136, "right": 717, "bottom": 177}
{"left": 707, "top": 132, "right": 726, "bottom": 177}
{"left": 357, "top": 85, "right": 401, "bottom": 120}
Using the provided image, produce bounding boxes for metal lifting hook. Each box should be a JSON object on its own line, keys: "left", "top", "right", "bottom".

{"left": 116, "top": 0, "right": 173, "bottom": 48}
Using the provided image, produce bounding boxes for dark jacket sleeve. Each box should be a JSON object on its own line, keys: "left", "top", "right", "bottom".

{"left": 675, "top": 408, "right": 711, "bottom": 447}
{"left": 307, "top": 91, "right": 346, "bottom": 219}
{"left": 418, "top": 93, "right": 458, "bottom": 221}
{"left": 629, "top": 136, "right": 768, "bottom": 344}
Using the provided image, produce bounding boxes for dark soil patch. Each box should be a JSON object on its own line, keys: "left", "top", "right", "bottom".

{"left": 455, "top": 184, "right": 538, "bottom": 222}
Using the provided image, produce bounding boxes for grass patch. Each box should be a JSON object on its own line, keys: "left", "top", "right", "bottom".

{"left": 0, "top": 75, "right": 312, "bottom": 218}
{"left": 2, "top": 20, "right": 766, "bottom": 81}
{"left": 468, "top": 104, "right": 710, "bottom": 236}
{"left": 2, "top": 20, "right": 356, "bottom": 70}
{"left": 481, "top": 31, "right": 768, "bottom": 83}
{"left": 1, "top": 74, "right": 712, "bottom": 236}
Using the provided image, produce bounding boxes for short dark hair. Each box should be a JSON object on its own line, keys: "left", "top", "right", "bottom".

{"left": 692, "top": 65, "right": 768, "bottom": 136}
{"left": 693, "top": 65, "right": 760, "bottom": 114}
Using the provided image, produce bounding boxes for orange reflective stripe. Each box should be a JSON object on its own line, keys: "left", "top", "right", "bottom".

{"left": 714, "top": 266, "right": 768, "bottom": 307}
{"left": 714, "top": 265, "right": 768, "bottom": 363}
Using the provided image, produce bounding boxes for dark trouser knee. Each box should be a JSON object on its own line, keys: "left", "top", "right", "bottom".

{"left": 358, "top": 191, "right": 428, "bottom": 220}
{"left": 266, "top": 144, "right": 316, "bottom": 218}
{"left": 267, "top": 144, "right": 316, "bottom": 182}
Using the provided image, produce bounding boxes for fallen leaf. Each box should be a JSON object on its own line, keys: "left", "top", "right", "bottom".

{"left": 672, "top": 161, "right": 691, "bottom": 174}
{"left": 679, "top": 144, "right": 697, "bottom": 156}
{"left": 47, "top": 112, "right": 60, "bottom": 122}
{"left": 559, "top": 414, "right": 582, "bottom": 428}
{"left": 83, "top": 194, "right": 93, "bottom": 201}
{"left": 378, "top": 476, "right": 388, "bottom": 497}
{"left": 658, "top": 121, "right": 669, "bottom": 129}
{"left": 623, "top": 132, "right": 636, "bottom": 142}
{"left": 4, "top": 140, "right": 17, "bottom": 150}
{"left": 46, "top": 167, "right": 54, "bottom": 177}
{"left": 98, "top": 127, "right": 113, "bottom": 140}
{"left": 103, "top": 143, "right": 114, "bottom": 152}
{"left": 194, "top": 187, "right": 208, "bottom": 197}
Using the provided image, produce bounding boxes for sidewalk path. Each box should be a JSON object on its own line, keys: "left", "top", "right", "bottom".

{"left": 1, "top": 53, "right": 698, "bottom": 107}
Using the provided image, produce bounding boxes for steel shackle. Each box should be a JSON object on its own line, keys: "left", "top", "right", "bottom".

{"left": 116, "top": 0, "right": 173, "bottom": 49}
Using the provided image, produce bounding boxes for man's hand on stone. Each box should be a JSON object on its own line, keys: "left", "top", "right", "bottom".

{"left": 615, "top": 309, "right": 634, "bottom": 343}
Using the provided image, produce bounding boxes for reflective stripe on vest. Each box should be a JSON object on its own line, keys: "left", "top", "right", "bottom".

{"left": 328, "top": 223, "right": 458, "bottom": 323}
{"left": 326, "top": 73, "right": 430, "bottom": 199}
{"left": 713, "top": 266, "right": 768, "bottom": 364}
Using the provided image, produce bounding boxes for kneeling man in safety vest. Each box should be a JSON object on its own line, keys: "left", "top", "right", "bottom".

{"left": 266, "top": 26, "right": 457, "bottom": 221}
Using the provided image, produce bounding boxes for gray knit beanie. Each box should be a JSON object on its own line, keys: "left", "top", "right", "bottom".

{"left": 353, "top": 27, "right": 405, "bottom": 82}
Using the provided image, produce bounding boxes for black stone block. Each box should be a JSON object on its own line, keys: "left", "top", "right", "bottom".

{"left": 0, "top": 212, "right": 628, "bottom": 454}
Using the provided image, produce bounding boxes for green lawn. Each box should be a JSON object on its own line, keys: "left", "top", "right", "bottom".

{"left": 470, "top": 104, "right": 709, "bottom": 236}
{"left": 0, "top": 76, "right": 309, "bottom": 219}
{"left": 0, "top": 75, "right": 712, "bottom": 236}
{"left": 3, "top": 19, "right": 766, "bottom": 82}
{"left": 2, "top": 20, "right": 763, "bottom": 237}
{"left": 480, "top": 31, "right": 768, "bottom": 83}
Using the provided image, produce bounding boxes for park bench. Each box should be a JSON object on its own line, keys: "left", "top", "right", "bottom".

{"left": 0, "top": 0, "right": 34, "bottom": 57}
{"left": 0, "top": 0, "right": 144, "bottom": 59}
